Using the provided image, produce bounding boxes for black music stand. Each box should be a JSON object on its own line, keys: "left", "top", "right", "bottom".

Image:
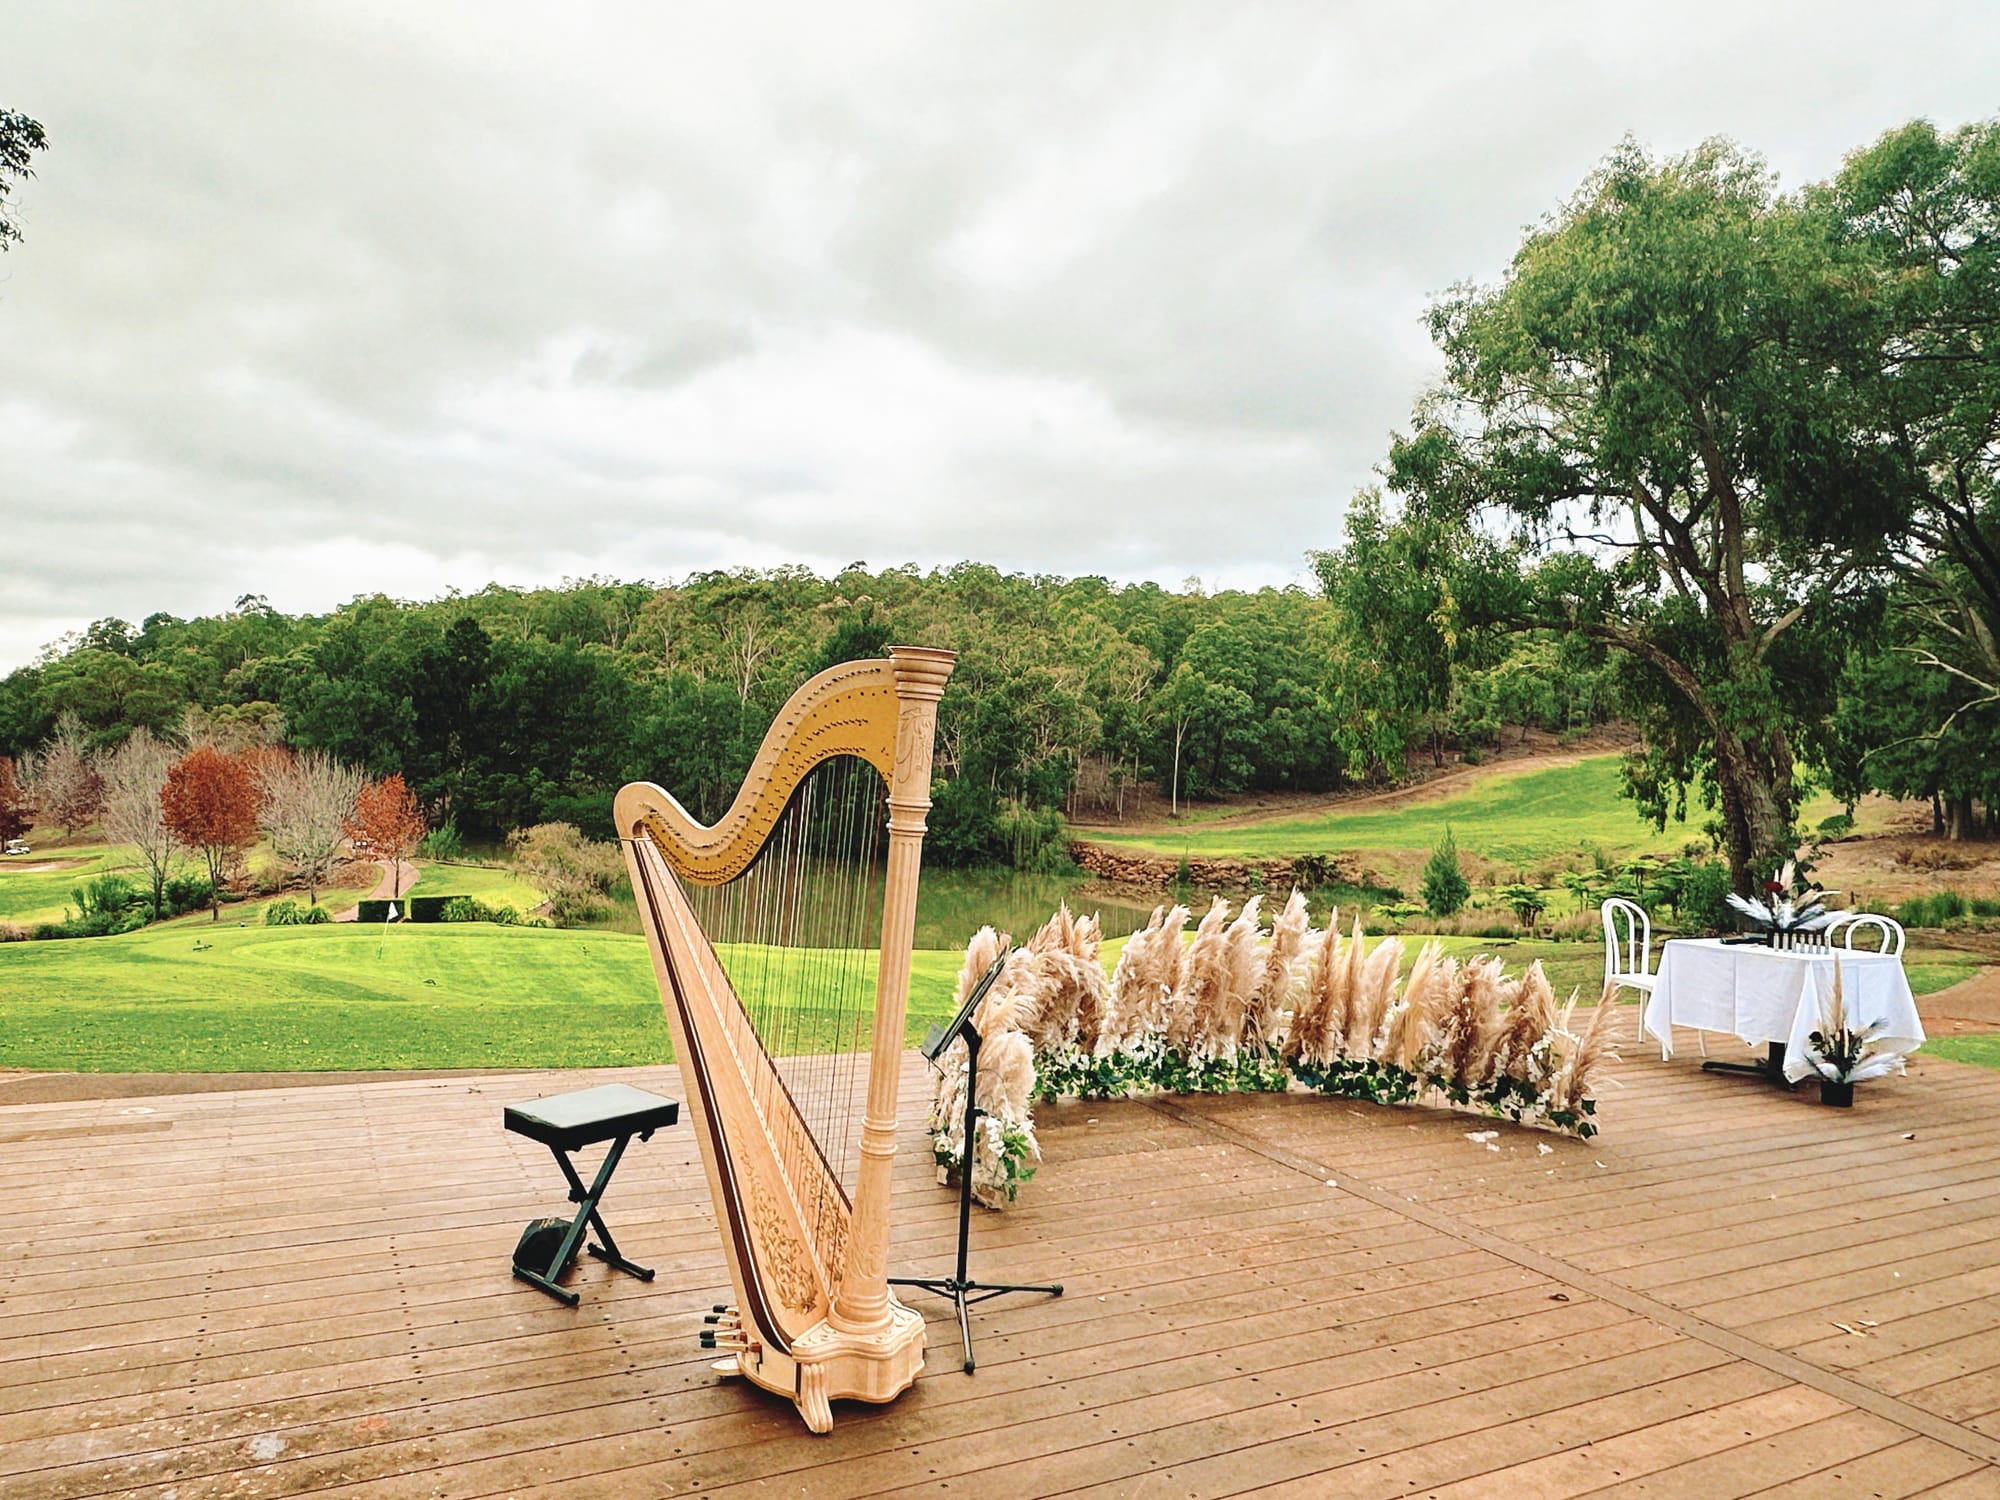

{"left": 891, "top": 952, "right": 1063, "bottom": 1373}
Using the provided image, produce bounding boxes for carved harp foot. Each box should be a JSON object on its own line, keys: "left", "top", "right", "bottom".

{"left": 797, "top": 1364, "right": 834, "bottom": 1435}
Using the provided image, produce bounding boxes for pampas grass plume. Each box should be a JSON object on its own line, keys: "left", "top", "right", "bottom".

{"left": 1350, "top": 931, "right": 1403, "bottom": 1060}
{"left": 1251, "top": 889, "right": 1311, "bottom": 1051}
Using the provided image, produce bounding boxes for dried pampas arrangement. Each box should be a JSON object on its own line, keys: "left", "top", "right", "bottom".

{"left": 933, "top": 892, "right": 1618, "bottom": 1212}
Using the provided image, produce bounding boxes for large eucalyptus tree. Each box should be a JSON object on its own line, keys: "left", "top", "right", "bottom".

{"left": 1379, "top": 137, "right": 1906, "bottom": 890}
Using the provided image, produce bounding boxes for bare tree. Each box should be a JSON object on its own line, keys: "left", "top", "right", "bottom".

{"left": 258, "top": 750, "right": 365, "bottom": 905}
{"left": 100, "top": 728, "right": 180, "bottom": 918}
{"left": 28, "top": 713, "right": 104, "bottom": 838}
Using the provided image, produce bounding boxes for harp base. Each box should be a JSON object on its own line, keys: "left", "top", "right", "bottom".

{"left": 729, "top": 1300, "right": 927, "bottom": 1435}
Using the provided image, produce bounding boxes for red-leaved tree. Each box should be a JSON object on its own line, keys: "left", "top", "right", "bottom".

{"left": 346, "top": 774, "right": 427, "bottom": 900}
{"left": 160, "top": 746, "right": 263, "bottom": 920}
{"left": 0, "top": 755, "right": 32, "bottom": 845}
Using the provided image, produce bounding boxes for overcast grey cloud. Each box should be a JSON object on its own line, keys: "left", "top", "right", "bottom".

{"left": 3, "top": 1, "right": 1997, "bottom": 668}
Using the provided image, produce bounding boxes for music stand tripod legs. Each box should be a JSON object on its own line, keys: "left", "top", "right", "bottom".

{"left": 892, "top": 1023, "right": 1062, "bottom": 1373}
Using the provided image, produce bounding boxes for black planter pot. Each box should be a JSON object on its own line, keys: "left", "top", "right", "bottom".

{"left": 1820, "top": 1080, "right": 1854, "bottom": 1108}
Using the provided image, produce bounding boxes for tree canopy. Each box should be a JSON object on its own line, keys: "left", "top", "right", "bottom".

{"left": 1347, "top": 134, "right": 1928, "bottom": 889}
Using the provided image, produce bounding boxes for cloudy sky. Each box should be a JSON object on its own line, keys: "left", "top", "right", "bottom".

{"left": 3, "top": 2, "right": 1996, "bottom": 670}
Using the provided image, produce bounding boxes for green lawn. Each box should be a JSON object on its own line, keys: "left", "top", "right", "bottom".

{"left": 0, "top": 921, "right": 970, "bottom": 1072}
{"left": 1088, "top": 754, "right": 1860, "bottom": 866}
{"left": 0, "top": 910, "right": 1982, "bottom": 1075}
{"left": 407, "top": 861, "right": 545, "bottom": 911}
{"left": 1932, "top": 1035, "right": 2000, "bottom": 1070}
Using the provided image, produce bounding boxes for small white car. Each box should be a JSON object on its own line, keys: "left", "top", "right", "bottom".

{"left": 2, "top": 839, "right": 29, "bottom": 857}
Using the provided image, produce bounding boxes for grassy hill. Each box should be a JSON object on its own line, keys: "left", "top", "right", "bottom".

{"left": 1086, "top": 753, "right": 1858, "bottom": 868}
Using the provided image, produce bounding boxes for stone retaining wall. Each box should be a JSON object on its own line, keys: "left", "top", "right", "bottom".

{"left": 1068, "top": 841, "right": 1376, "bottom": 894}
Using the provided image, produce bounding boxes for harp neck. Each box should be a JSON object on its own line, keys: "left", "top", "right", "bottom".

{"left": 613, "top": 646, "right": 953, "bottom": 882}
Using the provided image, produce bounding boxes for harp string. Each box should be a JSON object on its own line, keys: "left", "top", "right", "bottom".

{"left": 685, "top": 754, "right": 885, "bottom": 1198}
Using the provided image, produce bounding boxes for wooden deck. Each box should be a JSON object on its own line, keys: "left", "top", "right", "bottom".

{"left": 5, "top": 1022, "right": 2000, "bottom": 1497}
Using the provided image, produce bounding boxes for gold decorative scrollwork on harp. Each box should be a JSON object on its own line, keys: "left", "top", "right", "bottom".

{"left": 616, "top": 646, "right": 953, "bottom": 1433}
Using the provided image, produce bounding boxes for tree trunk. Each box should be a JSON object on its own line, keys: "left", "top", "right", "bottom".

{"left": 1947, "top": 793, "right": 1977, "bottom": 841}
{"left": 1932, "top": 790, "right": 1946, "bottom": 837}
{"left": 1711, "top": 725, "right": 1795, "bottom": 895}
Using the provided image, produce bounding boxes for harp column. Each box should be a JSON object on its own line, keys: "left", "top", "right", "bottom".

{"left": 830, "top": 645, "right": 954, "bottom": 1332}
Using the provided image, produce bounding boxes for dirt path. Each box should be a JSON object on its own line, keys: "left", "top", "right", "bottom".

{"left": 331, "top": 860, "right": 411, "bottom": 922}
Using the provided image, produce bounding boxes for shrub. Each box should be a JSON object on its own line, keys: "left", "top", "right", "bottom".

{"left": 356, "top": 896, "right": 455, "bottom": 923}
{"left": 1678, "top": 861, "right": 1734, "bottom": 934}
{"left": 33, "top": 907, "right": 148, "bottom": 940}
{"left": 0, "top": 922, "right": 27, "bottom": 942}
{"left": 419, "top": 824, "right": 465, "bottom": 861}
{"left": 995, "top": 800, "right": 1072, "bottom": 874}
{"left": 507, "top": 823, "right": 621, "bottom": 928}
{"left": 1496, "top": 882, "right": 1547, "bottom": 927}
{"left": 1375, "top": 900, "right": 1424, "bottom": 929}
{"left": 1421, "top": 829, "right": 1470, "bottom": 917}
{"left": 1896, "top": 890, "right": 1970, "bottom": 929}
{"left": 1544, "top": 911, "right": 1600, "bottom": 942}
{"left": 163, "top": 874, "right": 214, "bottom": 917}
{"left": 71, "top": 873, "right": 142, "bottom": 919}
{"left": 439, "top": 895, "right": 522, "bottom": 925}
{"left": 263, "top": 899, "right": 331, "bottom": 926}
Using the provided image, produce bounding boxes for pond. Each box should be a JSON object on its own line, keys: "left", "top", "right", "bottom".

{"left": 911, "top": 867, "right": 1162, "bottom": 952}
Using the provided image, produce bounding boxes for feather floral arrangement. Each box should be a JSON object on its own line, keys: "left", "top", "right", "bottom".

{"left": 1067, "top": 911, "right": 1108, "bottom": 1054}
{"left": 1724, "top": 858, "right": 1852, "bottom": 943}
{"left": 1488, "top": 960, "right": 1556, "bottom": 1085}
{"left": 1203, "top": 896, "right": 1265, "bottom": 1061}
{"left": 1805, "top": 958, "right": 1905, "bottom": 1086}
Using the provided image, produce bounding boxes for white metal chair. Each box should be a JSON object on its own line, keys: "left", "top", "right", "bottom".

{"left": 1843, "top": 913, "right": 1907, "bottom": 957}
{"left": 1601, "top": 897, "right": 1656, "bottom": 1045}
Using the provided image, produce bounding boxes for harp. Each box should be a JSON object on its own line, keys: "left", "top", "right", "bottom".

{"left": 614, "top": 646, "right": 953, "bottom": 1433}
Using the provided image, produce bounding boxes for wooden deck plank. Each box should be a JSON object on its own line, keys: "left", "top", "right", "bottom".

{"left": 5, "top": 1045, "right": 2000, "bottom": 1495}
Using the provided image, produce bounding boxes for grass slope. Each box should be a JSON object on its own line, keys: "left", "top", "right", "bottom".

{"left": 0, "top": 922, "right": 970, "bottom": 1072}
{"left": 0, "top": 844, "right": 135, "bottom": 927}
{"left": 1086, "top": 753, "right": 1858, "bottom": 865}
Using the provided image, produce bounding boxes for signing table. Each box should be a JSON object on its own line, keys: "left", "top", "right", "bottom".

{"left": 1642, "top": 937, "right": 1926, "bottom": 1084}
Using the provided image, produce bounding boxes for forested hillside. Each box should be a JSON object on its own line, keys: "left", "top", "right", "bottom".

{"left": 0, "top": 569, "right": 1618, "bottom": 868}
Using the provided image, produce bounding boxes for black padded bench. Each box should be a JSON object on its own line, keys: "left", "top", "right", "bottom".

{"left": 504, "top": 1083, "right": 680, "bottom": 1306}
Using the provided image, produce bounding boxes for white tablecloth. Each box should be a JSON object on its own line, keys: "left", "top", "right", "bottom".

{"left": 1642, "top": 937, "right": 1926, "bottom": 1082}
